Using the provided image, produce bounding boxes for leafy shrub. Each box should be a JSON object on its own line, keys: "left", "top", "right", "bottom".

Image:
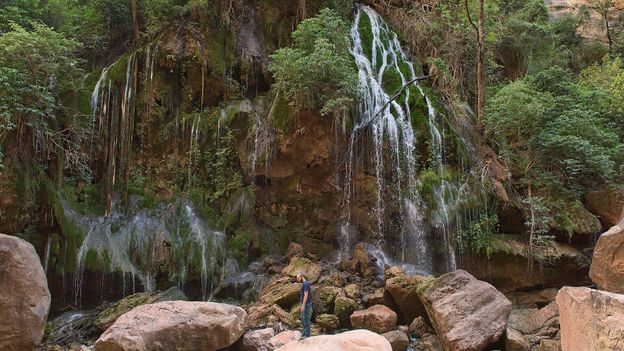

{"left": 268, "top": 8, "right": 357, "bottom": 117}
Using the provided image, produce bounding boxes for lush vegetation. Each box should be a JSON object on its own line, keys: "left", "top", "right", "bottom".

{"left": 269, "top": 8, "right": 357, "bottom": 117}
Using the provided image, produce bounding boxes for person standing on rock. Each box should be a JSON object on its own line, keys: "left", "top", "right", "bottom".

{"left": 297, "top": 272, "right": 312, "bottom": 338}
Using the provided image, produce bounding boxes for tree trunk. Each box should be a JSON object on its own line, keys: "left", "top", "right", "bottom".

{"left": 604, "top": 12, "right": 613, "bottom": 52}
{"left": 476, "top": 0, "right": 485, "bottom": 129}
{"left": 131, "top": 0, "right": 140, "bottom": 42}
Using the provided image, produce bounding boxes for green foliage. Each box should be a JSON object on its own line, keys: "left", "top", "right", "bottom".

{"left": 228, "top": 229, "right": 251, "bottom": 265}
{"left": 268, "top": 8, "right": 357, "bottom": 117}
{"left": 456, "top": 214, "right": 499, "bottom": 257}
{"left": 485, "top": 65, "right": 623, "bottom": 196}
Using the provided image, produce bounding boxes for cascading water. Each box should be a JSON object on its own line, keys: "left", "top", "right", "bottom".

{"left": 343, "top": 5, "right": 432, "bottom": 272}
{"left": 69, "top": 198, "right": 225, "bottom": 307}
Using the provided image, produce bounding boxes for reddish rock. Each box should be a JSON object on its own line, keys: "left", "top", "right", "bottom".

{"left": 0, "top": 233, "right": 51, "bottom": 351}
{"left": 385, "top": 274, "right": 428, "bottom": 322}
{"left": 586, "top": 186, "right": 624, "bottom": 227}
{"left": 285, "top": 242, "right": 304, "bottom": 259}
{"left": 94, "top": 301, "right": 246, "bottom": 351}
{"left": 268, "top": 330, "right": 301, "bottom": 349}
{"left": 557, "top": 286, "right": 624, "bottom": 351}
{"left": 350, "top": 305, "right": 398, "bottom": 334}
{"left": 589, "top": 212, "right": 624, "bottom": 293}
{"left": 418, "top": 270, "right": 512, "bottom": 351}
{"left": 382, "top": 330, "right": 409, "bottom": 351}
{"left": 240, "top": 327, "right": 274, "bottom": 351}
{"left": 275, "top": 329, "right": 392, "bottom": 351}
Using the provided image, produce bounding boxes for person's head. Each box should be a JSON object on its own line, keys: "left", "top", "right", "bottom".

{"left": 296, "top": 273, "right": 306, "bottom": 283}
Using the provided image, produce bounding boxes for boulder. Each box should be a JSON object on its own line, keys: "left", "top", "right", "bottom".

{"left": 462, "top": 234, "right": 590, "bottom": 292}
{"left": 95, "top": 287, "right": 187, "bottom": 330}
{"left": 213, "top": 271, "right": 267, "bottom": 301}
{"left": 259, "top": 275, "right": 301, "bottom": 308}
{"left": 506, "top": 328, "right": 531, "bottom": 351}
{"left": 314, "top": 286, "right": 341, "bottom": 314}
{"left": 382, "top": 330, "right": 409, "bottom": 351}
{"left": 344, "top": 284, "right": 360, "bottom": 300}
{"left": 557, "top": 286, "right": 624, "bottom": 351}
{"left": 350, "top": 305, "right": 397, "bottom": 334}
{"left": 285, "top": 242, "right": 304, "bottom": 259}
{"left": 276, "top": 329, "right": 392, "bottom": 351}
{"left": 506, "top": 288, "right": 558, "bottom": 308}
{"left": 515, "top": 301, "right": 559, "bottom": 336}
{"left": 409, "top": 316, "right": 433, "bottom": 338}
{"left": 282, "top": 256, "right": 322, "bottom": 283}
{"left": 247, "top": 303, "right": 295, "bottom": 329}
{"left": 240, "top": 328, "right": 275, "bottom": 351}
{"left": 334, "top": 296, "right": 358, "bottom": 327}
{"left": 589, "top": 213, "right": 624, "bottom": 293}
{"left": 0, "top": 233, "right": 51, "bottom": 351}
{"left": 537, "top": 339, "right": 561, "bottom": 351}
{"left": 385, "top": 274, "right": 428, "bottom": 322}
{"left": 94, "top": 301, "right": 246, "bottom": 351}
{"left": 353, "top": 243, "right": 377, "bottom": 278}
{"left": 586, "top": 186, "right": 624, "bottom": 227}
{"left": 268, "top": 330, "right": 301, "bottom": 349}
{"left": 418, "top": 270, "right": 512, "bottom": 351}
{"left": 412, "top": 334, "right": 444, "bottom": 351}
{"left": 316, "top": 314, "right": 339, "bottom": 332}
{"left": 384, "top": 266, "right": 406, "bottom": 280}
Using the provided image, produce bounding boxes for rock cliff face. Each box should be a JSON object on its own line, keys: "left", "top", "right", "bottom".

{"left": 546, "top": 0, "right": 624, "bottom": 41}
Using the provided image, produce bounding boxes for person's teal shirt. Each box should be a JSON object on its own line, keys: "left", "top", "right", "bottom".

{"left": 300, "top": 280, "right": 312, "bottom": 305}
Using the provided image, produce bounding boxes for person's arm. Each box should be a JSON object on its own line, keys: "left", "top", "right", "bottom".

{"left": 301, "top": 290, "right": 308, "bottom": 312}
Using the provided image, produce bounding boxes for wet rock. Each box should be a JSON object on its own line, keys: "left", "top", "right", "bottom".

{"left": 94, "top": 301, "right": 246, "bottom": 351}
{"left": 382, "top": 330, "right": 409, "bottom": 351}
{"left": 285, "top": 242, "right": 304, "bottom": 259}
{"left": 214, "top": 271, "right": 267, "bottom": 301}
{"left": 385, "top": 274, "right": 428, "bottom": 322}
{"left": 506, "top": 328, "right": 531, "bottom": 351}
{"left": 259, "top": 275, "right": 300, "bottom": 308}
{"left": 0, "top": 233, "right": 51, "bottom": 351}
{"left": 589, "top": 213, "right": 624, "bottom": 293}
{"left": 282, "top": 256, "right": 322, "bottom": 283}
{"left": 95, "top": 287, "right": 187, "bottom": 331}
{"left": 316, "top": 313, "right": 339, "bottom": 332}
{"left": 275, "top": 329, "right": 392, "bottom": 351}
{"left": 268, "top": 330, "right": 301, "bottom": 349}
{"left": 353, "top": 243, "right": 377, "bottom": 278}
{"left": 334, "top": 296, "right": 358, "bottom": 327}
{"left": 418, "top": 270, "right": 512, "bottom": 351}
{"left": 557, "top": 286, "right": 624, "bottom": 351}
{"left": 585, "top": 186, "right": 624, "bottom": 227}
{"left": 409, "top": 316, "right": 433, "bottom": 338}
{"left": 350, "top": 305, "right": 397, "bottom": 334}
{"left": 240, "top": 327, "right": 275, "bottom": 351}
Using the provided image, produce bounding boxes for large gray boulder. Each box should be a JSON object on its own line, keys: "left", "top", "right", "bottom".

{"left": 557, "top": 286, "right": 624, "bottom": 351}
{"left": 418, "top": 270, "right": 512, "bottom": 351}
{"left": 94, "top": 301, "right": 246, "bottom": 351}
{"left": 0, "top": 233, "right": 51, "bottom": 351}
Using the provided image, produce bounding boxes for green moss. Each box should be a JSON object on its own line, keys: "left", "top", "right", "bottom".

{"left": 358, "top": 11, "right": 373, "bottom": 60}
{"left": 382, "top": 68, "right": 403, "bottom": 96}
{"left": 270, "top": 94, "right": 291, "bottom": 131}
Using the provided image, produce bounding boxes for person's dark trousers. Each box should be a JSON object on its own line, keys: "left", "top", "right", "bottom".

{"left": 300, "top": 303, "right": 312, "bottom": 337}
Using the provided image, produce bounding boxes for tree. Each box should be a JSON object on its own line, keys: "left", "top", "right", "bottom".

{"left": 464, "top": 0, "right": 486, "bottom": 128}
{"left": 268, "top": 8, "right": 357, "bottom": 120}
{"left": 0, "top": 23, "right": 82, "bottom": 190}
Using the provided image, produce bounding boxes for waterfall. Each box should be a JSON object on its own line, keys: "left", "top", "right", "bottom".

{"left": 342, "top": 5, "right": 432, "bottom": 272}
{"left": 69, "top": 199, "right": 225, "bottom": 307}
{"left": 90, "top": 53, "right": 138, "bottom": 216}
